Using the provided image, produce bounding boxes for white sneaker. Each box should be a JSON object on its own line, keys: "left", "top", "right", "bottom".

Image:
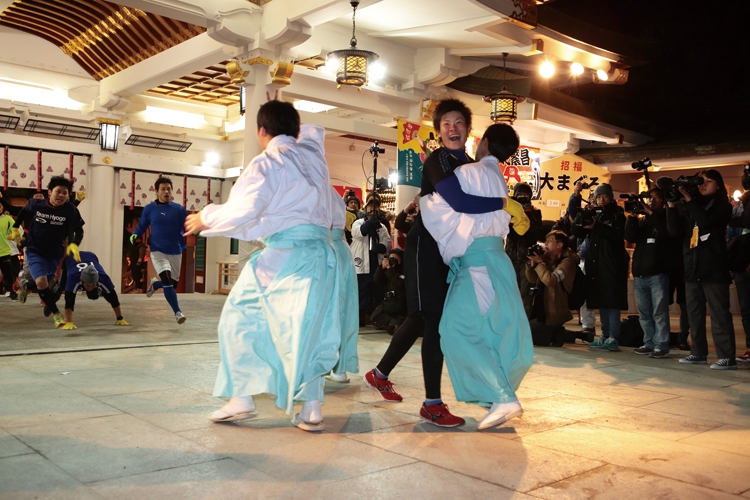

{"left": 292, "top": 400, "right": 324, "bottom": 432}
{"left": 210, "top": 396, "right": 256, "bottom": 422}
{"left": 146, "top": 277, "right": 158, "bottom": 298}
{"left": 325, "top": 371, "right": 350, "bottom": 383}
{"left": 477, "top": 401, "right": 523, "bottom": 431}
{"left": 175, "top": 311, "right": 186, "bottom": 324}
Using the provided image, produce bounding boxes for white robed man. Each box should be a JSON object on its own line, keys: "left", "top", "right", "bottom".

{"left": 326, "top": 188, "right": 359, "bottom": 383}
{"left": 420, "top": 123, "right": 534, "bottom": 430}
{"left": 185, "top": 100, "right": 341, "bottom": 432}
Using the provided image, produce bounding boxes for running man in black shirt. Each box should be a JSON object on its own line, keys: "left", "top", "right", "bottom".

{"left": 12, "top": 176, "right": 84, "bottom": 328}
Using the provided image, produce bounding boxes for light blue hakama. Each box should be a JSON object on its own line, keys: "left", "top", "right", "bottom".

{"left": 440, "top": 237, "right": 534, "bottom": 407}
{"left": 331, "top": 228, "right": 359, "bottom": 375}
{"left": 213, "top": 224, "right": 341, "bottom": 414}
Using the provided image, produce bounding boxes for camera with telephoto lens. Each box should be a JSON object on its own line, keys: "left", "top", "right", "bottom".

{"left": 620, "top": 192, "right": 649, "bottom": 214}
{"left": 632, "top": 157, "right": 653, "bottom": 171}
{"left": 657, "top": 174, "right": 704, "bottom": 203}
{"left": 388, "top": 256, "right": 399, "bottom": 268}
{"left": 526, "top": 242, "right": 545, "bottom": 258}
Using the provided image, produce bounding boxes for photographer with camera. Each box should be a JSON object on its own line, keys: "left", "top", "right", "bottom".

{"left": 728, "top": 164, "right": 750, "bottom": 363}
{"left": 526, "top": 230, "right": 580, "bottom": 347}
{"left": 370, "top": 248, "right": 407, "bottom": 334}
{"left": 572, "top": 183, "right": 629, "bottom": 351}
{"left": 505, "top": 182, "right": 544, "bottom": 316}
{"left": 351, "top": 198, "right": 391, "bottom": 326}
{"left": 667, "top": 169, "right": 737, "bottom": 369}
{"left": 624, "top": 187, "right": 672, "bottom": 358}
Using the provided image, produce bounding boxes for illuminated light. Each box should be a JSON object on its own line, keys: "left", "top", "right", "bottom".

{"left": 571, "top": 62, "right": 584, "bottom": 75}
{"left": 224, "top": 118, "right": 245, "bottom": 133}
{"left": 540, "top": 61, "right": 555, "bottom": 78}
{"left": 0, "top": 81, "right": 83, "bottom": 111}
{"left": 206, "top": 152, "right": 220, "bottom": 166}
{"left": 388, "top": 169, "right": 398, "bottom": 187}
{"left": 97, "top": 119, "right": 121, "bottom": 151}
{"left": 144, "top": 106, "right": 205, "bottom": 129}
{"left": 325, "top": 1, "right": 380, "bottom": 88}
{"left": 325, "top": 56, "right": 339, "bottom": 73}
{"left": 596, "top": 69, "right": 609, "bottom": 81}
{"left": 734, "top": 190, "right": 742, "bottom": 202}
{"left": 369, "top": 62, "right": 386, "bottom": 81}
{"left": 293, "top": 100, "right": 336, "bottom": 113}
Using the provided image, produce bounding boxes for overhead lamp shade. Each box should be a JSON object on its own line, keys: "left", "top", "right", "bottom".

{"left": 328, "top": 49, "right": 378, "bottom": 88}
{"left": 239, "top": 86, "right": 246, "bottom": 116}
{"left": 97, "top": 119, "right": 122, "bottom": 151}
{"left": 484, "top": 89, "right": 518, "bottom": 124}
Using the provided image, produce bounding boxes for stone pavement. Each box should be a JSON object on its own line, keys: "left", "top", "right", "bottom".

{"left": 1, "top": 294, "right": 750, "bottom": 499}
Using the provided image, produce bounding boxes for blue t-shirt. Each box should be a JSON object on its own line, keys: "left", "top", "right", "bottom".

{"left": 65, "top": 251, "right": 115, "bottom": 294}
{"left": 133, "top": 201, "right": 188, "bottom": 255}
{"left": 18, "top": 199, "right": 84, "bottom": 259}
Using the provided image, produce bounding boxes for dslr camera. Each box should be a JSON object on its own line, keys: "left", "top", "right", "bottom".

{"left": 657, "top": 174, "right": 704, "bottom": 203}
{"left": 526, "top": 242, "right": 545, "bottom": 258}
{"left": 387, "top": 256, "right": 400, "bottom": 268}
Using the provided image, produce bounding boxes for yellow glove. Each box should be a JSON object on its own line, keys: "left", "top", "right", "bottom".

{"left": 62, "top": 322, "right": 77, "bottom": 330}
{"left": 115, "top": 319, "right": 131, "bottom": 326}
{"left": 66, "top": 243, "right": 81, "bottom": 262}
{"left": 76, "top": 189, "right": 86, "bottom": 202}
{"left": 504, "top": 197, "right": 531, "bottom": 236}
{"left": 7, "top": 227, "right": 23, "bottom": 243}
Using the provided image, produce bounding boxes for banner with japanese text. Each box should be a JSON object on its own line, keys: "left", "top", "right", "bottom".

{"left": 397, "top": 120, "right": 438, "bottom": 188}
{"left": 534, "top": 154, "right": 611, "bottom": 221}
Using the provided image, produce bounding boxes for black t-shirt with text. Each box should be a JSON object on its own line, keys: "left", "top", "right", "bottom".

{"left": 17, "top": 199, "right": 84, "bottom": 259}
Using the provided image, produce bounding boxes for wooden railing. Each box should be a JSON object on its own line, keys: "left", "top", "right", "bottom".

{"left": 214, "top": 261, "right": 239, "bottom": 295}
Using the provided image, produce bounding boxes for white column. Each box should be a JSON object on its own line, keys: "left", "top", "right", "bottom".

{"left": 84, "top": 164, "right": 121, "bottom": 287}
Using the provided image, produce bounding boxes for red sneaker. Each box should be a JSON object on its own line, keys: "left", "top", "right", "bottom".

{"left": 419, "top": 402, "right": 465, "bottom": 427}
{"left": 363, "top": 369, "right": 403, "bottom": 402}
{"left": 737, "top": 350, "right": 750, "bottom": 363}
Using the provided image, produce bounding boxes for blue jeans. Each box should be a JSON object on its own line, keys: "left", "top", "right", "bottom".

{"left": 734, "top": 271, "right": 750, "bottom": 349}
{"left": 634, "top": 274, "right": 671, "bottom": 352}
{"left": 599, "top": 308, "right": 621, "bottom": 339}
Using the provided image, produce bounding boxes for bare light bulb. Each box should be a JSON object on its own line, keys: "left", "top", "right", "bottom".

{"left": 733, "top": 190, "right": 742, "bottom": 202}
{"left": 571, "top": 62, "right": 584, "bottom": 75}
{"left": 596, "top": 69, "right": 609, "bottom": 81}
{"left": 540, "top": 61, "right": 555, "bottom": 78}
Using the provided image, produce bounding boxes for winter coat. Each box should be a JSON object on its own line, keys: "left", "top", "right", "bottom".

{"left": 350, "top": 216, "right": 391, "bottom": 275}
{"left": 666, "top": 196, "right": 732, "bottom": 283}
{"left": 525, "top": 249, "right": 580, "bottom": 326}
{"left": 505, "top": 205, "right": 544, "bottom": 266}
{"left": 624, "top": 209, "right": 671, "bottom": 277}
{"left": 572, "top": 203, "right": 629, "bottom": 310}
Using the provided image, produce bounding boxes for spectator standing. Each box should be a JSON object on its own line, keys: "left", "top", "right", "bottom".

{"left": 729, "top": 169, "right": 750, "bottom": 363}
{"left": 0, "top": 212, "right": 18, "bottom": 300}
{"left": 667, "top": 169, "right": 736, "bottom": 369}
{"left": 625, "top": 188, "right": 671, "bottom": 359}
{"left": 351, "top": 198, "right": 391, "bottom": 325}
{"left": 573, "top": 183, "right": 629, "bottom": 351}
{"left": 526, "top": 230, "right": 580, "bottom": 347}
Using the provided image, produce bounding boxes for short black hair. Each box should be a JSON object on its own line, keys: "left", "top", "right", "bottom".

{"left": 154, "top": 177, "right": 173, "bottom": 191}
{"left": 257, "top": 100, "right": 300, "bottom": 139}
{"left": 482, "top": 123, "right": 519, "bottom": 163}
{"left": 47, "top": 175, "right": 73, "bottom": 193}
{"left": 432, "top": 98, "right": 472, "bottom": 136}
{"left": 546, "top": 230, "right": 569, "bottom": 250}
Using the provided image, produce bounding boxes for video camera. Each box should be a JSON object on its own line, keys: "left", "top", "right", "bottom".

{"left": 656, "top": 174, "right": 704, "bottom": 203}
{"left": 620, "top": 193, "right": 650, "bottom": 214}
{"left": 577, "top": 206, "right": 604, "bottom": 226}
{"left": 632, "top": 157, "right": 652, "bottom": 171}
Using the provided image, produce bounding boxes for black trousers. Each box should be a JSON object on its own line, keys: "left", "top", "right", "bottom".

{"left": 685, "top": 281, "right": 736, "bottom": 359}
{"left": 0, "top": 255, "right": 15, "bottom": 293}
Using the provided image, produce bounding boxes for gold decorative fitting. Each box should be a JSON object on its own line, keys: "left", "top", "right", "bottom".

{"left": 508, "top": 0, "right": 537, "bottom": 30}
{"left": 244, "top": 57, "right": 274, "bottom": 66}
{"left": 270, "top": 62, "right": 294, "bottom": 86}
{"left": 225, "top": 60, "right": 248, "bottom": 85}
{"left": 421, "top": 99, "right": 438, "bottom": 120}
{"left": 96, "top": 118, "right": 124, "bottom": 126}
{"left": 102, "top": 156, "right": 113, "bottom": 165}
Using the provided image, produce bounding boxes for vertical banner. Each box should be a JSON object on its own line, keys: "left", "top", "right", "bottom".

{"left": 502, "top": 146, "right": 542, "bottom": 199}
{"left": 134, "top": 171, "right": 157, "bottom": 207}
{"left": 182, "top": 176, "right": 187, "bottom": 207}
{"left": 7, "top": 149, "right": 37, "bottom": 189}
{"left": 535, "top": 153, "right": 612, "bottom": 220}
{"left": 118, "top": 170, "right": 133, "bottom": 205}
{"left": 72, "top": 156, "right": 88, "bottom": 193}
{"left": 207, "top": 178, "right": 211, "bottom": 204}
{"left": 36, "top": 150, "right": 42, "bottom": 191}
{"left": 186, "top": 177, "right": 208, "bottom": 211}
{"left": 130, "top": 170, "right": 136, "bottom": 209}
{"left": 2, "top": 147, "right": 7, "bottom": 190}
{"left": 397, "top": 120, "right": 438, "bottom": 188}
{"left": 69, "top": 154, "right": 74, "bottom": 182}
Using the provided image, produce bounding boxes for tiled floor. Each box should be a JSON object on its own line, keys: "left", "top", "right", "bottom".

{"left": 2, "top": 294, "right": 750, "bottom": 499}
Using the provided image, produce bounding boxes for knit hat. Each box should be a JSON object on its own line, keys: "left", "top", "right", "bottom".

{"left": 344, "top": 195, "right": 361, "bottom": 209}
{"left": 513, "top": 182, "right": 533, "bottom": 197}
{"left": 593, "top": 183, "right": 614, "bottom": 200}
{"left": 81, "top": 264, "right": 99, "bottom": 284}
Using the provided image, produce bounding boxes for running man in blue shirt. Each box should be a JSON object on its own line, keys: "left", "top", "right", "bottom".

{"left": 11, "top": 176, "right": 84, "bottom": 328}
{"left": 131, "top": 177, "right": 189, "bottom": 324}
{"left": 59, "top": 250, "right": 131, "bottom": 329}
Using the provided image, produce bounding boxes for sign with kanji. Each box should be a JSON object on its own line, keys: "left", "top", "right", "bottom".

{"left": 535, "top": 154, "right": 612, "bottom": 220}
{"left": 397, "top": 120, "right": 439, "bottom": 188}
{"left": 502, "top": 146, "right": 541, "bottom": 199}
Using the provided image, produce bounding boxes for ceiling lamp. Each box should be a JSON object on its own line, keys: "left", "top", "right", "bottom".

{"left": 325, "top": 0, "right": 379, "bottom": 88}
{"left": 540, "top": 60, "right": 555, "bottom": 78}
{"left": 483, "top": 53, "right": 519, "bottom": 124}
{"left": 96, "top": 118, "right": 122, "bottom": 151}
{"left": 596, "top": 69, "right": 609, "bottom": 81}
{"left": 570, "top": 62, "right": 584, "bottom": 75}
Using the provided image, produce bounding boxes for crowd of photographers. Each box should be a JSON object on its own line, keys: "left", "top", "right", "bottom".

{"left": 516, "top": 162, "right": 750, "bottom": 370}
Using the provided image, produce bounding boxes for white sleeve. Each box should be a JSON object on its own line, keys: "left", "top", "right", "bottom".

{"left": 199, "top": 157, "right": 276, "bottom": 238}
{"left": 351, "top": 218, "right": 365, "bottom": 238}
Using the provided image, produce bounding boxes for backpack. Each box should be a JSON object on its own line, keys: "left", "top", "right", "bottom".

{"left": 564, "top": 265, "right": 587, "bottom": 311}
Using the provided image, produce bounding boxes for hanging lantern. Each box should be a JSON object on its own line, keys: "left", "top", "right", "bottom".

{"left": 484, "top": 89, "right": 518, "bottom": 124}
{"left": 96, "top": 118, "right": 122, "bottom": 151}
{"left": 325, "top": 1, "right": 379, "bottom": 88}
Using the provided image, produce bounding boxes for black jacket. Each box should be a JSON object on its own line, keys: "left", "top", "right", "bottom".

{"left": 505, "top": 205, "right": 544, "bottom": 265}
{"left": 373, "top": 264, "right": 407, "bottom": 314}
{"left": 572, "top": 202, "right": 629, "bottom": 310}
{"left": 624, "top": 209, "right": 671, "bottom": 277}
{"left": 667, "top": 196, "right": 732, "bottom": 283}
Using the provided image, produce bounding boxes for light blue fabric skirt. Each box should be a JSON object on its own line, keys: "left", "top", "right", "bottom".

{"left": 440, "top": 237, "right": 534, "bottom": 407}
{"left": 213, "top": 224, "right": 341, "bottom": 414}
{"left": 332, "top": 228, "right": 359, "bottom": 375}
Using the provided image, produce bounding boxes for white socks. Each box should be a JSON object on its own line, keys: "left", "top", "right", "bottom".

{"left": 299, "top": 400, "right": 323, "bottom": 424}
{"left": 477, "top": 401, "right": 523, "bottom": 431}
{"left": 209, "top": 396, "right": 256, "bottom": 422}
